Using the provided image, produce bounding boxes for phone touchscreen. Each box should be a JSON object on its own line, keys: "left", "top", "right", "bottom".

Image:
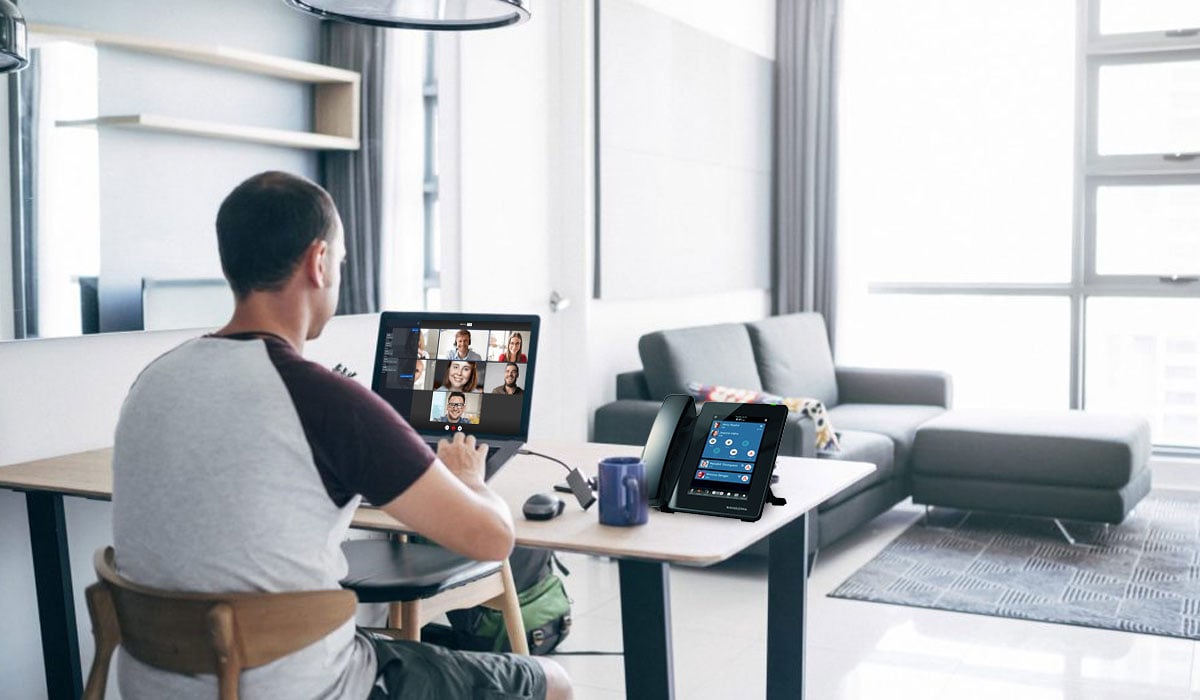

{"left": 667, "top": 402, "right": 788, "bottom": 521}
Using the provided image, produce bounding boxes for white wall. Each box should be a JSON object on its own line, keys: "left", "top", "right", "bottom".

{"left": 0, "top": 314, "right": 379, "bottom": 699}
{"left": 585, "top": 0, "right": 775, "bottom": 421}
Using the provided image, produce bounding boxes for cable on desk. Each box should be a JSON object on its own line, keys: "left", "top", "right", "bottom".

{"left": 517, "top": 448, "right": 573, "bottom": 473}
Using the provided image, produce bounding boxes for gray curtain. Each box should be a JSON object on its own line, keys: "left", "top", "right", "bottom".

{"left": 320, "top": 22, "right": 386, "bottom": 315}
{"left": 773, "top": 0, "right": 839, "bottom": 346}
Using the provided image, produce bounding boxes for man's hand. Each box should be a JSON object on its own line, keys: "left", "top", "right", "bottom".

{"left": 381, "top": 431, "right": 513, "bottom": 561}
{"left": 437, "top": 432, "right": 488, "bottom": 490}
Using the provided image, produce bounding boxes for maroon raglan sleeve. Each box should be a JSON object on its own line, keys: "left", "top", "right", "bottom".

{"left": 264, "top": 339, "right": 437, "bottom": 507}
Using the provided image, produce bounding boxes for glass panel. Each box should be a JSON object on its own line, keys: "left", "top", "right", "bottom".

{"left": 1086, "top": 297, "right": 1200, "bottom": 448}
{"left": 838, "top": 0, "right": 1073, "bottom": 284}
{"left": 1098, "top": 61, "right": 1200, "bottom": 156}
{"left": 1095, "top": 184, "right": 1200, "bottom": 275}
{"left": 1099, "top": 0, "right": 1200, "bottom": 35}
{"left": 837, "top": 294, "right": 1070, "bottom": 410}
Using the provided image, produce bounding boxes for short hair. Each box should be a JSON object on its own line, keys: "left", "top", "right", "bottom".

{"left": 448, "top": 391, "right": 466, "bottom": 404}
{"left": 505, "top": 362, "right": 519, "bottom": 373}
{"left": 455, "top": 329, "right": 471, "bottom": 341}
{"left": 215, "top": 171, "right": 339, "bottom": 299}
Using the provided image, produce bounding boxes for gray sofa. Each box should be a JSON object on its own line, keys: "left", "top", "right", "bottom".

{"left": 593, "top": 313, "right": 951, "bottom": 552}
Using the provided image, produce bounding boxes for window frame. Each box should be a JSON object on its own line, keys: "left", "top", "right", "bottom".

{"left": 855, "top": 0, "right": 1200, "bottom": 454}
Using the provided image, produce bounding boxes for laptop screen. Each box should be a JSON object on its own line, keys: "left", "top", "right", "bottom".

{"left": 371, "top": 312, "right": 540, "bottom": 440}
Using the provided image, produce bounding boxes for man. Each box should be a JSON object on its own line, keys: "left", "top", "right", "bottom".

{"left": 444, "top": 329, "right": 483, "bottom": 361}
{"left": 111, "top": 172, "right": 571, "bottom": 700}
{"left": 441, "top": 391, "right": 472, "bottom": 424}
{"left": 491, "top": 362, "right": 525, "bottom": 395}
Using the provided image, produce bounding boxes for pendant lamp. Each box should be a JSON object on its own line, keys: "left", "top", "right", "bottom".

{"left": 0, "top": 0, "right": 27, "bottom": 73}
{"left": 283, "top": 0, "right": 530, "bottom": 31}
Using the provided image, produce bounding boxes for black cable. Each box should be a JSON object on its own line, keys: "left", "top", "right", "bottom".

{"left": 517, "top": 449, "right": 597, "bottom": 510}
{"left": 517, "top": 448, "right": 573, "bottom": 473}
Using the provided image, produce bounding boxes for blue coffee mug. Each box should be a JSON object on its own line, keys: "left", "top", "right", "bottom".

{"left": 598, "top": 456, "right": 649, "bottom": 526}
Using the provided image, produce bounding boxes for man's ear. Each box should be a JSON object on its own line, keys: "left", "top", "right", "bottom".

{"left": 305, "top": 239, "right": 330, "bottom": 288}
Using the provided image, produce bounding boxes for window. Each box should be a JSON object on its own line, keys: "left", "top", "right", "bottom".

{"left": 838, "top": 1, "right": 1200, "bottom": 451}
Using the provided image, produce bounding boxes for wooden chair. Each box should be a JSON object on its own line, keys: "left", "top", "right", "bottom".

{"left": 84, "top": 546, "right": 357, "bottom": 700}
{"left": 340, "top": 538, "right": 529, "bottom": 654}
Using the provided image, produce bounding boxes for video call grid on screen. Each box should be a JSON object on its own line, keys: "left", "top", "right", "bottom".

{"left": 686, "top": 418, "right": 767, "bottom": 501}
{"left": 374, "top": 316, "right": 536, "bottom": 438}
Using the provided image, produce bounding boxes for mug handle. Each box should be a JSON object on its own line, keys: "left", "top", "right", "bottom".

{"left": 622, "top": 475, "right": 640, "bottom": 521}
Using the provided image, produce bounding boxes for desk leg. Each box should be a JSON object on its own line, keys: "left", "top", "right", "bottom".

{"left": 618, "top": 559, "right": 674, "bottom": 700}
{"left": 27, "top": 492, "right": 83, "bottom": 700}
{"left": 767, "top": 511, "right": 808, "bottom": 700}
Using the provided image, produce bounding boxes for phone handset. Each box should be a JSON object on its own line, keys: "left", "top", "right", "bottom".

{"left": 639, "top": 394, "right": 697, "bottom": 510}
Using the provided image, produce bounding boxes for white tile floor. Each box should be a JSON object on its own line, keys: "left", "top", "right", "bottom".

{"left": 547, "top": 477, "right": 1200, "bottom": 699}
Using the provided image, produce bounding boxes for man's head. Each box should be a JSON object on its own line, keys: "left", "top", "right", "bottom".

{"left": 454, "top": 330, "right": 471, "bottom": 356}
{"left": 504, "top": 362, "right": 519, "bottom": 387}
{"left": 215, "top": 172, "right": 345, "bottom": 336}
{"left": 446, "top": 392, "right": 466, "bottom": 422}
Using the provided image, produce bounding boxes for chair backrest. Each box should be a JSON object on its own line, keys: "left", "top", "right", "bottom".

{"left": 85, "top": 546, "right": 357, "bottom": 700}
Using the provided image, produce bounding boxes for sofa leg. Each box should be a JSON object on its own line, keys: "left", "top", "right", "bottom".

{"left": 1053, "top": 519, "right": 1078, "bottom": 546}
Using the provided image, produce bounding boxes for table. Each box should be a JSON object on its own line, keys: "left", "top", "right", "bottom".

{"left": 1, "top": 442, "right": 873, "bottom": 700}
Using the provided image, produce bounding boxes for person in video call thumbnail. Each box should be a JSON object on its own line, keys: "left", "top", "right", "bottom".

{"left": 444, "top": 329, "right": 483, "bottom": 361}
{"left": 491, "top": 362, "right": 525, "bottom": 395}
{"left": 497, "top": 332, "right": 527, "bottom": 363}
{"left": 440, "top": 392, "right": 472, "bottom": 424}
{"left": 437, "top": 360, "right": 480, "bottom": 393}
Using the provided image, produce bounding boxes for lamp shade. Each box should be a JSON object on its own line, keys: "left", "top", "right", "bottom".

{"left": 283, "top": 0, "right": 530, "bottom": 31}
{"left": 0, "top": 0, "right": 27, "bottom": 73}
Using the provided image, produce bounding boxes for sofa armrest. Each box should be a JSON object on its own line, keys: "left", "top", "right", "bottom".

{"left": 616, "top": 370, "right": 651, "bottom": 400}
{"left": 778, "top": 412, "right": 817, "bottom": 459}
{"left": 593, "top": 399, "right": 663, "bottom": 446}
{"left": 835, "top": 367, "right": 952, "bottom": 408}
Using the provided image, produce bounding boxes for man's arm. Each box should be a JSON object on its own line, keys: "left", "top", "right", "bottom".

{"left": 378, "top": 433, "right": 514, "bottom": 562}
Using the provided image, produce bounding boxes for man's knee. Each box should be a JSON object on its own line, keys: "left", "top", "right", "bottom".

{"left": 534, "top": 657, "right": 573, "bottom": 700}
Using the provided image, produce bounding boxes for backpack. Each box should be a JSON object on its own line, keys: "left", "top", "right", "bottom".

{"left": 446, "top": 547, "right": 571, "bottom": 655}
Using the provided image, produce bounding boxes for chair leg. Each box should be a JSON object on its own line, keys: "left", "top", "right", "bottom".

{"left": 497, "top": 560, "right": 529, "bottom": 655}
{"left": 399, "top": 600, "right": 422, "bottom": 642}
{"left": 207, "top": 603, "right": 242, "bottom": 700}
{"left": 84, "top": 584, "right": 119, "bottom": 700}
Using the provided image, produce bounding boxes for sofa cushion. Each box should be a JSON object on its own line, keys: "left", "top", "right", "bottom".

{"left": 910, "top": 410, "right": 1151, "bottom": 489}
{"left": 815, "top": 430, "right": 894, "bottom": 510}
{"left": 638, "top": 323, "right": 762, "bottom": 399}
{"left": 827, "top": 404, "right": 946, "bottom": 471}
{"left": 746, "top": 313, "right": 839, "bottom": 407}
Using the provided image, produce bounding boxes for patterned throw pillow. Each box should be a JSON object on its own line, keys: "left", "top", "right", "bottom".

{"left": 686, "top": 382, "right": 841, "bottom": 453}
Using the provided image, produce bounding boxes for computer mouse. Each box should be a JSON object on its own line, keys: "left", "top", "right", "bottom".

{"left": 523, "top": 493, "right": 565, "bottom": 521}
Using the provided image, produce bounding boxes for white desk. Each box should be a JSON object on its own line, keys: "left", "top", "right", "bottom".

{"left": 1, "top": 442, "right": 874, "bottom": 700}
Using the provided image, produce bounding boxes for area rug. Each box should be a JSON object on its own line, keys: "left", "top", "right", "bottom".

{"left": 829, "top": 491, "right": 1200, "bottom": 639}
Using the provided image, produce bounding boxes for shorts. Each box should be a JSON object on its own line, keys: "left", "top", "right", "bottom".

{"left": 364, "top": 632, "right": 547, "bottom": 700}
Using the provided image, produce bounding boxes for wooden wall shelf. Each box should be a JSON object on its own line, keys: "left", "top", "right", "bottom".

{"left": 30, "top": 23, "right": 361, "bottom": 152}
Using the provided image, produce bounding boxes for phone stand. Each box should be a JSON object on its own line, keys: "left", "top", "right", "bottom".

{"left": 765, "top": 487, "right": 786, "bottom": 506}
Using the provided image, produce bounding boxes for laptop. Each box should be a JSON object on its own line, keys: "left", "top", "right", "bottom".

{"left": 371, "top": 311, "right": 541, "bottom": 480}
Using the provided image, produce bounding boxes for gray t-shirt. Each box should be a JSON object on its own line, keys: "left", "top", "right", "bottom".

{"left": 112, "top": 334, "right": 435, "bottom": 699}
